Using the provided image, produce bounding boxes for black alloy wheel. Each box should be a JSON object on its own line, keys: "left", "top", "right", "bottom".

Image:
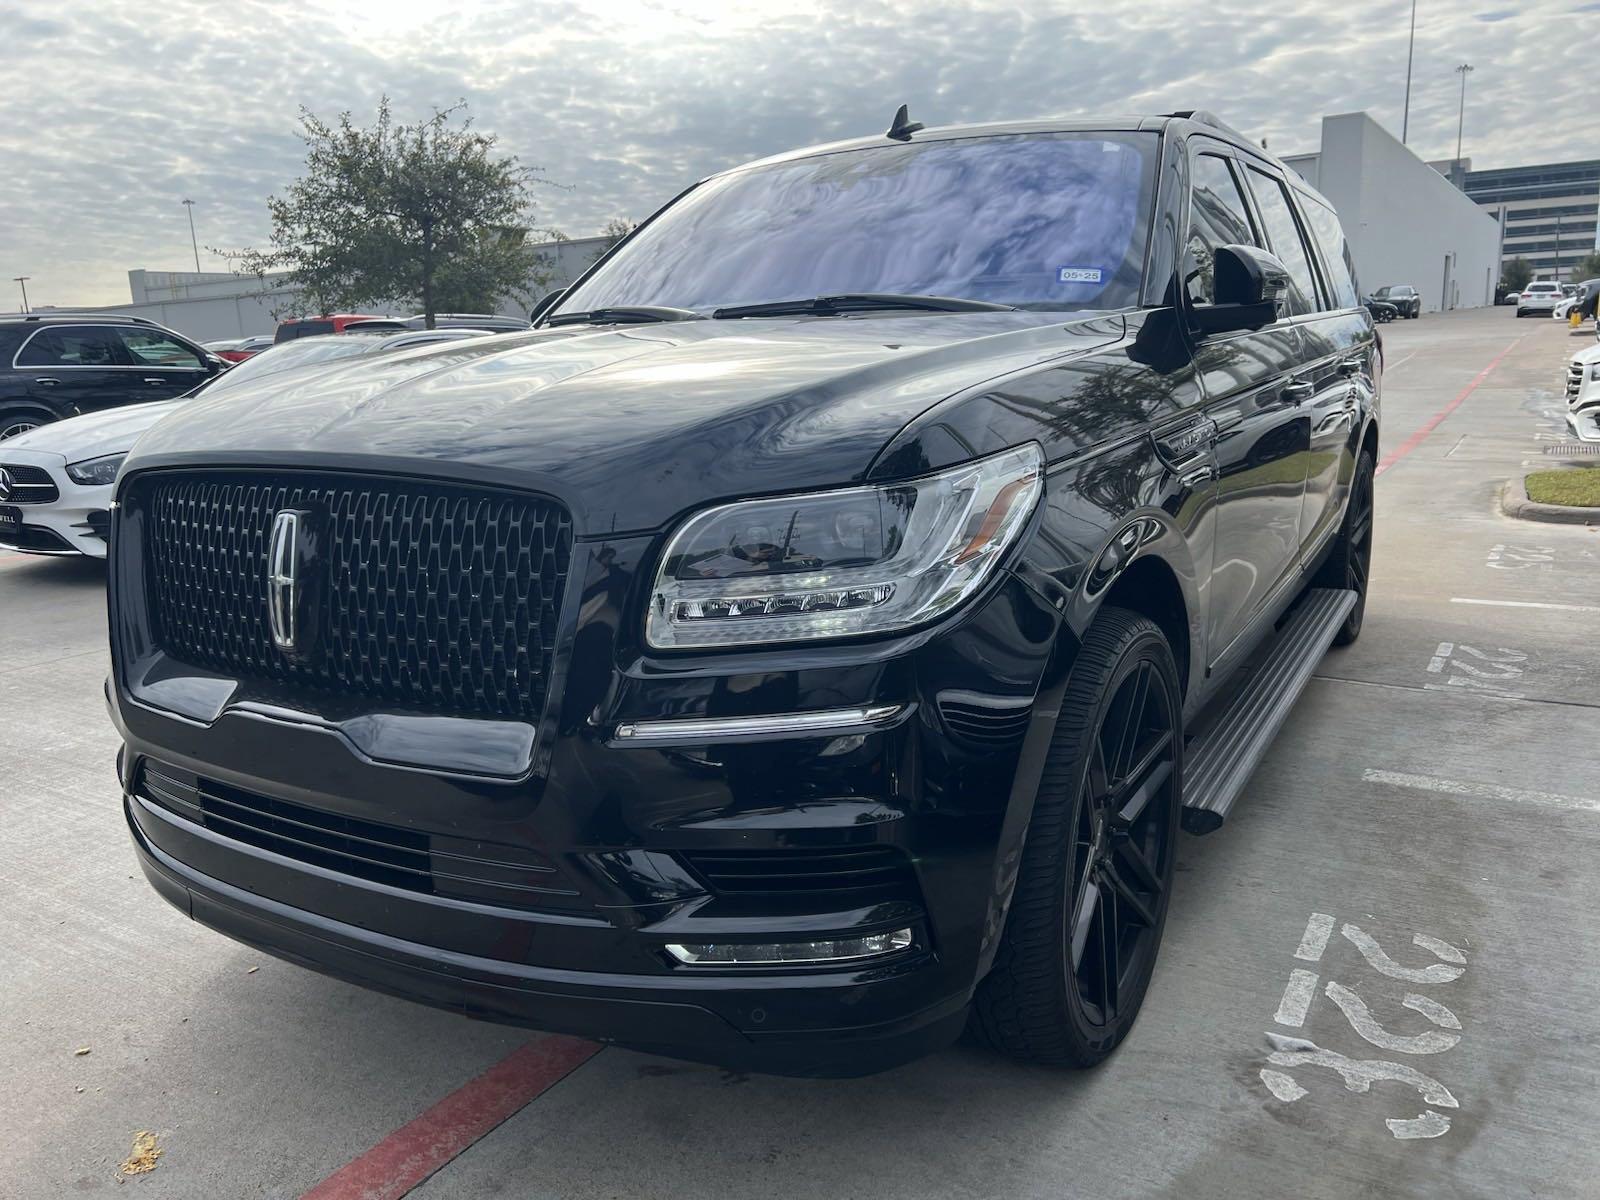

{"left": 1064, "top": 656, "right": 1177, "bottom": 1031}
{"left": 971, "top": 607, "right": 1182, "bottom": 1068}
{"left": 1318, "top": 447, "right": 1375, "bottom": 645}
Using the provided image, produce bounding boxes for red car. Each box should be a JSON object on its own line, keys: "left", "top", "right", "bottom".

{"left": 273, "top": 314, "right": 388, "bottom": 343}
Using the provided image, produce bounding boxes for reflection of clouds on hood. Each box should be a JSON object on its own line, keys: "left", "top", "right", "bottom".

{"left": 0, "top": 0, "right": 1583, "bottom": 305}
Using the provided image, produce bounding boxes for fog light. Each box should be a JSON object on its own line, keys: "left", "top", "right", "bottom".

{"left": 665, "top": 928, "right": 913, "bottom": 966}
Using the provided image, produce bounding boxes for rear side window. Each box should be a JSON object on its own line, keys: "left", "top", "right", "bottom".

{"left": 15, "top": 327, "right": 126, "bottom": 367}
{"left": 1243, "top": 167, "right": 1320, "bottom": 315}
{"left": 1300, "top": 198, "right": 1361, "bottom": 310}
{"left": 277, "top": 320, "right": 335, "bottom": 342}
{"left": 1184, "top": 154, "right": 1258, "bottom": 306}
{"left": 117, "top": 329, "right": 202, "bottom": 368}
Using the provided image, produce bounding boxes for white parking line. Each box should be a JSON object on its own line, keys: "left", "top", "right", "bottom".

{"left": 1363, "top": 768, "right": 1600, "bottom": 815}
{"left": 1451, "top": 597, "right": 1600, "bottom": 614}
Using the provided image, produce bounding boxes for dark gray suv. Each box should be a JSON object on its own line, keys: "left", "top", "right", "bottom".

{"left": 0, "top": 314, "right": 221, "bottom": 441}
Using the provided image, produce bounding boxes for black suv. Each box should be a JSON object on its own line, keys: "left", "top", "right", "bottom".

{"left": 0, "top": 314, "right": 220, "bottom": 441}
{"left": 1371, "top": 284, "right": 1421, "bottom": 319}
{"left": 108, "top": 111, "right": 1378, "bottom": 1076}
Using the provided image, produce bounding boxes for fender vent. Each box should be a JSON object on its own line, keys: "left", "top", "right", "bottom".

{"left": 937, "top": 694, "right": 1034, "bottom": 746}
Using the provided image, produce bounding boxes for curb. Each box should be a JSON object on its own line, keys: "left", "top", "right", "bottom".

{"left": 1500, "top": 476, "right": 1600, "bottom": 526}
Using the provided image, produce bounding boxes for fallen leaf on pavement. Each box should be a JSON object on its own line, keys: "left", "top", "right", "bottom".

{"left": 73, "top": 1047, "right": 91, "bottom": 1056}
{"left": 120, "top": 1131, "right": 162, "bottom": 1176}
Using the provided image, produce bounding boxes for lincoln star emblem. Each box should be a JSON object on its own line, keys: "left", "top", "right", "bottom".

{"left": 267, "top": 510, "right": 300, "bottom": 650}
{"left": 0, "top": 467, "right": 14, "bottom": 502}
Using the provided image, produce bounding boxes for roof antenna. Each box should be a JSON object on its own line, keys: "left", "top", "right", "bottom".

{"left": 886, "top": 104, "right": 924, "bottom": 142}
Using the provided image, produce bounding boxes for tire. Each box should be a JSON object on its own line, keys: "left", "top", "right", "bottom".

{"left": 0, "top": 406, "right": 53, "bottom": 442}
{"left": 1315, "top": 447, "right": 1375, "bottom": 646}
{"left": 970, "top": 607, "right": 1183, "bottom": 1068}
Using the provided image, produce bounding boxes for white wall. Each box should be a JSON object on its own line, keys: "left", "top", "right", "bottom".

{"left": 1295, "top": 113, "right": 1501, "bottom": 310}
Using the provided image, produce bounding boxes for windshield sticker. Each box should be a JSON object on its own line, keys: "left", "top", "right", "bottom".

{"left": 1057, "top": 267, "right": 1104, "bottom": 285}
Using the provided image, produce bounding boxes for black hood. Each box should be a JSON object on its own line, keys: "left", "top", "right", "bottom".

{"left": 125, "top": 312, "right": 1121, "bottom": 534}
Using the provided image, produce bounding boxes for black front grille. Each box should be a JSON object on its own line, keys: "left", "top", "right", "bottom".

{"left": 1, "top": 463, "right": 59, "bottom": 504}
{"left": 0, "top": 522, "right": 72, "bottom": 552}
{"left": 683, "top": 845, "right": 918, "bottom": 903}
{"left": 135, "top": 472, "right": 572, "bottom": 720}
{"left": 138, "top": 761, "right": 588, "bottom": 912}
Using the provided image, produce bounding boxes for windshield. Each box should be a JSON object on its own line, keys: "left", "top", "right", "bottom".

{"left": 558, "top": 132, "right": 1157, "bottom": 316}
{"left": 192, "top": 335, "right": 380, "bottom": 397}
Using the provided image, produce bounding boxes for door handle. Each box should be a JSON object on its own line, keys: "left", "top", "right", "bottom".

{"left": 1282, "top": 381, "right": 1316, "bottom": 404}
{"left": 33, "top": 376, "right": 60, "bottom": 386}
{"left": 1337, "top": 356, "right": 1364, "bottom": 378}
{"left": 143, "top": 377, "right": 167, "bottom": 385}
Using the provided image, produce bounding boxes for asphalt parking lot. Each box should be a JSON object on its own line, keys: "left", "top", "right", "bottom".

{"left": 4, "top": 306, "right": 1598, "bottom": 1199}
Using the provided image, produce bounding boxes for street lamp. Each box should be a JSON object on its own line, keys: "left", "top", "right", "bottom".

{"left": 12, "top": 276, "right": 30, "bottom": 313}
{"left": 1454, "top": 63, "right": 1474, "bottom": 171}
{"left": 1401, "top": 0, "right": 1418, "bottom": 144}
{"left": 182, "top": 198, "right": 200, "bottom": 273}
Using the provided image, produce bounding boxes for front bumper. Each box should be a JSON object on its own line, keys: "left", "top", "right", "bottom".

{"left": 0, "top": 448, "right": 110, "bottom": 558}
{"left": 109, "top": 517, "right": 1064, "bottom": 1074}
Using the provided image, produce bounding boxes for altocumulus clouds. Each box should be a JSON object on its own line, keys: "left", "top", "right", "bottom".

{"left": 0, "top": 0, "right": 1585, "bottom": 305}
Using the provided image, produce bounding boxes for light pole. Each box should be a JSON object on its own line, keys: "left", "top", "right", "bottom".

{"left": 1402, "top": 0, "right": 1418, "bottom": 144}
{"left": 1555, "top": 213, "right": 1563, "bottom": 283}
{"left": 1454, "top": 63, "right": 1474, "bottom": 172}
{"left": 12, "top": 276, "right": 30, "bottom": 313}
{"left": 182, "top": 198, "right": 200, "bottom": 273}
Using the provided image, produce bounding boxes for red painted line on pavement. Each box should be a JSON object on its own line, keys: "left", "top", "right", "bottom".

{"left": 1376, "top": 336, "right": 1523, "bottom": 477}
{"left": 300, "top": 1036, "right": 601, "bottom": 1200}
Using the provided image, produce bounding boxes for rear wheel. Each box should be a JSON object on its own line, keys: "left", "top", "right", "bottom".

{"left": 971, "top": 608, "right": 1182, "bottom": 1068}
{"left": 1316, "top": 448, "right": 1375, "bottom": 645}
{"left": 0, "top": 407, "right": 50, "bottom": 442}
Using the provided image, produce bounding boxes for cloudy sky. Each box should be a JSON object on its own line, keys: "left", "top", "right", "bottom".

{"left": 0, "top": 0, "right": 1589, "bottom": 307}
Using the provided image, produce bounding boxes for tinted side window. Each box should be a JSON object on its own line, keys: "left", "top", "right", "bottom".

{"left": 1184, "top": 154, "right": 1258, "bottom": 305}
{"left": 117, "top": 329, "right": 202, "bottom": 368}
{"left": 1244, "top": 168, "right": 1320, "bottom": 315}
{"left": 15, "top": 327, "right": 126, "bottom": 367}
{"left": 1300, "top": 198, "right": 1361, "bottom": 309}
{"left": 279, "top": 320, "right": 335, "bottom": 341}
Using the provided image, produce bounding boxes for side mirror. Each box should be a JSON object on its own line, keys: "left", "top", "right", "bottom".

{"left": 529, "top": 289, "right": 567, "bottom": 325}
{"left": 1191, "top": 244, "right": 1290, "bottom": 335}
{"left": 205, "top": 354, "right": 227, "bottom": 374}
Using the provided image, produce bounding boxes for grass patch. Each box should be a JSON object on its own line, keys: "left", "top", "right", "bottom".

{"left": 1525, "top": 468, "right": 1600, "bottom": 508}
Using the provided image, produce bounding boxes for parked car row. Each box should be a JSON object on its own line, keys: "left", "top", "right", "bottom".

{"left": 0, "top": 325, "right": 516, "bottom": 556}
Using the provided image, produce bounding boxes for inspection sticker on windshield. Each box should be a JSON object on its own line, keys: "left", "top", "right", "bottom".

{"left": 1057, "top": 267, "right": 1103, "bottom": 284}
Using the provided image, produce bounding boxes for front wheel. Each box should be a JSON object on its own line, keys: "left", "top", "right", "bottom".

{"left": 970, "top": 608, "right": 1182, "bottom": 1068}
{"left": 1316, "top": 448, "right": 1375, "bottom": 645}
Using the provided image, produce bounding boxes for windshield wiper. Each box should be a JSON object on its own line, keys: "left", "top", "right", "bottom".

{"left": 545, "top": 306, "right": 705, "bottom": 326}
{"left": 711, "top": 293, "right": 1016, "bottom": 319}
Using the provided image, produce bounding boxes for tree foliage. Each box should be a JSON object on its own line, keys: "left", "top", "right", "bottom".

{"left": 1570, "top": 251, "right": 1600, "bottom": 283}
{"left": 1501, "top": 257, "right": 1533, "bottom": 291}
{"left": 239, "top": 99, "right": 559, "bottom": 326}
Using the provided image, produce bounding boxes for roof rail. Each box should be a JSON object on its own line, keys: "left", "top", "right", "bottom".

{"left": 1164, "top": 109, "right": 1251, "bottom": 142}
{"left": 4, "top": 311, "right": 159, "bottom": 326}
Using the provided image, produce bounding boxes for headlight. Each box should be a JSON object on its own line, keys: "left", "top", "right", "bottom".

{"left": 1589, "top": 364, "right": 1600, "bottom": 381}
{"left": 646, "top": 444, "right": 1044, "bottom": 650}
{"left": 65, "top": 453, "right": 127, "bottom": 486}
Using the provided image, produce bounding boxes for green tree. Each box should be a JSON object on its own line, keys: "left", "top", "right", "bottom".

{"left": 1570, "top": 251, "right": 1600, "bottom": 282}
{"left": 240, "top": 99, "right": 558, "bottom": 327}
{"left": 1502, "top": 257, "right": 1533, "bottom": 292}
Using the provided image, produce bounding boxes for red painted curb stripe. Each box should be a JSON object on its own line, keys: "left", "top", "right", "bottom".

{"left": 300, "top": 1036, "right": 600, "bottom": 1200}
{"left": 1376, "top": 336, "right": 1522, "bottom": 477}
